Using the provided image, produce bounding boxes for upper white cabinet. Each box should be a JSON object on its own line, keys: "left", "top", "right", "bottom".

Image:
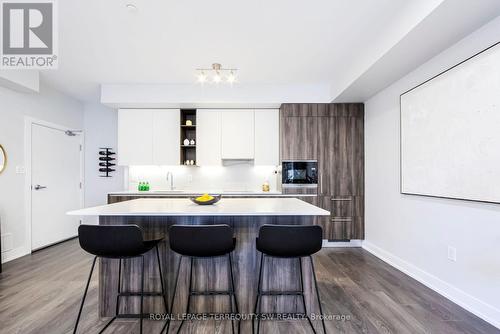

{"left": 117, "top": 108, "right": 278, "bottom": 166}
{"left": 117, "top": 109, "right": 180, "bottom": 165}
{"left": 220, "top": 110, "right": 255, "bottom": 160}
{"left": 118, "top": 109, "right": 153, "bottom": 165}
{"left": 196, "top": 110, "right": 222, "bottom": 166}
{"left": 254, "top": 109, "right": 279, "bottom": 165}
{"left": 152, "top": 110, "right": 180, "bottom": 165}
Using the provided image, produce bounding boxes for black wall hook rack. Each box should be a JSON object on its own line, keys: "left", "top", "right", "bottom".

{"left": 99, "top": 147, "right": 116, "bottom": 177}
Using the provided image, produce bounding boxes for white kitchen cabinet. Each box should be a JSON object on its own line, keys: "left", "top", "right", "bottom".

{"left": 254, "top": 109, "right": 279, "bottom": 165}
{"left": 220, "top": 110, "right": 255, "bottom": 160}
{"left": 152, "top": 110, "right": 180, "bottom": 165}
{"left": 118, "top": 109, "right": 153, "bottom": 165}
{"left": 117, "top": 109, "right": 180, "bottom": 165}
{"left": 196, "top": 109, "right": 222, "bottom": 165}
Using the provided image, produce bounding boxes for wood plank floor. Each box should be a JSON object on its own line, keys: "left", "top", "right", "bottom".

{"left": 0, "top": 239, "right": 497, "bottom": 334}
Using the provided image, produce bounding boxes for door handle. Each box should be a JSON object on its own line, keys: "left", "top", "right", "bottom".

{"left": 33, "top": 184, "right": 47, "bottom": 190}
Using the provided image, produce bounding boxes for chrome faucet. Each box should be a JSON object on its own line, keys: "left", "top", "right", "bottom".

{"left": 166, "top": 171, "right": 174, "bottom": 190}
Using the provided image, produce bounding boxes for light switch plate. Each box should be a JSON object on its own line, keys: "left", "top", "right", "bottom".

{"left": 447, "top": 246, "right": 457, "bottom": 262}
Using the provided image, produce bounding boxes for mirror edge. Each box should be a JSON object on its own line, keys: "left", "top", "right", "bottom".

{"left": 0, "top": 144, "right": 6, "bottom": 174}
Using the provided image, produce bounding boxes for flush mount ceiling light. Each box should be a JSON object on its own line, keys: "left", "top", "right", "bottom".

{"left": 126, "top": 3, "right": 137, "bottom": 11}
{"left": 196, "top": 63, "right": 238, "bottom": 85}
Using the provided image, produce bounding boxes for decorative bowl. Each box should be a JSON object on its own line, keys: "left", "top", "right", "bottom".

{"left": 190, "top": 195, "right": 221, "bottom": 205}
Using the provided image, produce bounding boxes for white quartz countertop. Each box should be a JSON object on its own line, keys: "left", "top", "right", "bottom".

{"left": 68, "top": 198, "right": 330, "bottom": 217}
{"left": 108, "top": 190, "right": 291, "bottom": 196}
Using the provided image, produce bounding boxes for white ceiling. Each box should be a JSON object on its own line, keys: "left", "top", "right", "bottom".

{"left": 38, "top": 0, "right": 500, "bottom": 104}
{"left": 335, "top": 0, "right": 500, "bottom": 102}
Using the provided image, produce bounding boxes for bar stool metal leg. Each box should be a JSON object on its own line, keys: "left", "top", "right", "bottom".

{"left": 140, "top": 255, "right": 145, "bottom": 334}
{"left": 164, "top": 256, "right": 183, "bottom": 334}
{"left": 309, "top": 256, "right": 327, "bottom": 334}
{"left": 227, "top": 255, "right": 235, "bottom": 334}
{"left": 73, "top": 256, "right": 98, "bottom": 334}
{"left": 253, "top": 253, "right": 265, "bottom": 334}
{"left": 176, "top": 257, "right": 194, "bottom": 334}
{"left": 299, "top": 257, "right": 316, "bottom": 334}
{"left": 155, "top": 245, "right": 169, "bottom": 314}
{"left": 115, "top": 259, "right": 122, "bottom": 316}
{"left": 228, "top": 253, "right": 240, "bottom": 334}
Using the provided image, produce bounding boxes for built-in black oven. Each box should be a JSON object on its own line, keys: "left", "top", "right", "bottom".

{"left": 281, "top": 160, "right": 318, "bottom": 187}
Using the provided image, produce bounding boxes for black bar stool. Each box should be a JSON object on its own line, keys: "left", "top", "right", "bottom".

{"left": 74, "top": 224, "right": 168, "bottom": 334}
{"left": 253, "top": 225, "right": 327, "bottom": 334}
{"left": 167, "top": 224, "right": 240, "bottom": 334}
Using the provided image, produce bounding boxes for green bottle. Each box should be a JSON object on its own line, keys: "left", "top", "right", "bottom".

{"left": 138, "top": 182, "right": 143, "bottom": 191}
{"left": 145, "top": 182, "right": 150, "bottom": 191}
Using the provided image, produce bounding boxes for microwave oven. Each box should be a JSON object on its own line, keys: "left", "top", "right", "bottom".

{"left": 281, "top": 160, "right": 318, "bottom": 187}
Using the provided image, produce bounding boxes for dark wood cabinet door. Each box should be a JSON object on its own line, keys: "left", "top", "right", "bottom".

{"left": 298, "top": 195, "right": 331, "bottom": 240}
{"left": 281, "top": 103, "right": 319, "bottom": 117}
{"left": 329, "top": 195, "right": 353, "bottom": 240}
{"left": 280, "top": 103, "right": 364, "bottom": 240}
{"left": 280, "top": 116, "right": 318, "bottom": 160}
{"left": 317, "top": 116, "right": 333, "bottom": 196}
{"left": 316, "top": 195, "right": 334, "bottom": 240}
{"left": 319, "top": 115, "right": 364, "bottom": 197}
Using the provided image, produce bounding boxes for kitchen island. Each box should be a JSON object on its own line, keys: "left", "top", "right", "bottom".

{"left": 69, "top": 198, "right": 329, "bottom": 331}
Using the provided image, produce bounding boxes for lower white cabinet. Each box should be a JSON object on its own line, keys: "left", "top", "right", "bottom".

{"left": 220, "top": 110, "right": 255, "bottom": 160}
{"left": 117, "top": 109, "right": 180, "bottom": 165}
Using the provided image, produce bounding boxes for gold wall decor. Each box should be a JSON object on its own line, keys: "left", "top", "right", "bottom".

{"left": 0, "top": 145, "right": 6, "bottom": 174}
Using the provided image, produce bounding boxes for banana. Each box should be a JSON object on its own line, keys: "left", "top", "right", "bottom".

{"left": 196, "top": 193, "right": 214, "bottom": 202}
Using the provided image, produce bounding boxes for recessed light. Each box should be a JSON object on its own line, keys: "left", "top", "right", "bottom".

{"left": 126, "top": 3, "right": 137, "bottom": 11}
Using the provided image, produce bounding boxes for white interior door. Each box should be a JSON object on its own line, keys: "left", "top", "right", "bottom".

{"left": 31, "top": 123, "right": 82, "bottom": 250}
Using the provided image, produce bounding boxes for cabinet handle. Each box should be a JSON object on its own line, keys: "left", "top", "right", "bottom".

{"left": 331, "top": 218, "right": 352, "bottom": 222}
{"left": 331, "top": 197, "right": 352, "bottom": 201}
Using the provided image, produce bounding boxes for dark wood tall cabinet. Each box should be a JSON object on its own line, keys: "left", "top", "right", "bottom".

{"left": 280, "top": 115, "right": 318, "bottom": 160}
{"left": 280, "top": 103, "right": 364, "bottom": 240}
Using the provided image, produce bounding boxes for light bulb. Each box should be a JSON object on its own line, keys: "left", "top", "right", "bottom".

{"left": 213, "top": 72, "right": 222, "bottom": 83}
{"left": 197, "top": 71, "right": 207, "bottom": 83}
{"left": 226, "top": 71, "right": 236, "bottom": 84}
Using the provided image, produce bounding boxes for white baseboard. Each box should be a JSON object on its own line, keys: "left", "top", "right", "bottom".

{"left": 323, "top": 239, "right": 363, "bottom": 248}
{"left": 1, "top": 245, "right": 30, "bottom": 264}
{"left": 362, "top": 241, "right": 500, "bottom": 330}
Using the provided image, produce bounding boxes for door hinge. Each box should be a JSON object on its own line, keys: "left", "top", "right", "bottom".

{"left": 79, "top": 182, "right": 82, "bottom": 189}
{"left": 79, "top": 144, "right": 82, "bottom": 151}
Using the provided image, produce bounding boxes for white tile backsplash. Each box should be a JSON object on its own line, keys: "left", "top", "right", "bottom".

{"left": 126, "top": 164, "right": 279, "bottom": 192}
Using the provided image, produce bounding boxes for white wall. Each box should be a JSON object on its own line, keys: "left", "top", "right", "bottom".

{"left": 126, "top": 164, "right": 278, "bottom": 193}
{"left": 83, "top": 103, "right": 124, "bottom": 224}
{"left": 364, "top": 15, "right": 500, "bottom": 328}
{"left": 101, "top": 83, "right": 331, "bottom": 109}
{"left": 0, "top": 83, "right": 83, "bottom": 263}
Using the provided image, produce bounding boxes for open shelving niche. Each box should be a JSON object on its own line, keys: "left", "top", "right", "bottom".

{"left": 180, "top": 109, "right": 197, "bottom": 166}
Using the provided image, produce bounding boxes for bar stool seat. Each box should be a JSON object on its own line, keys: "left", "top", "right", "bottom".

{"left": 256, "top": 225, "right": 322, "bottom": 258}
{"left": 74, "top": 224, "right": 168, "bottom": 334}
{"left": 167, "top": 224, "right": 240, "bottom": 334}
{"left": 254, "top": 225, "right": 327, "bottom": 334}
{"left": 170, "top": 224, "right": 236, "bottom": 257}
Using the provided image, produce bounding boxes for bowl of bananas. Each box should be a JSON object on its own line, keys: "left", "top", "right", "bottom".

{"left": 190, "top": 193, "right": 221, "bottom": 205}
